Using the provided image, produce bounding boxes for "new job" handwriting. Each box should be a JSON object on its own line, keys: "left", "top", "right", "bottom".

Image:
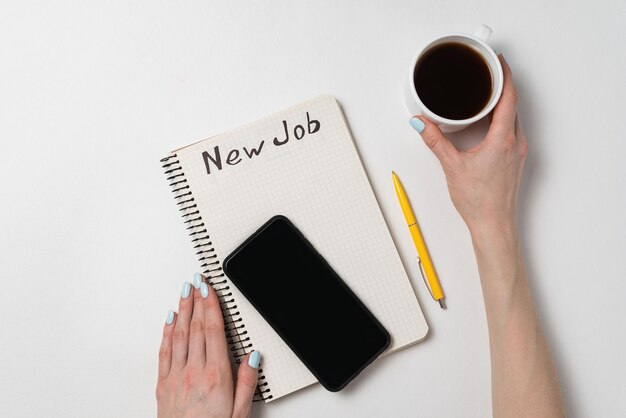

{"left": 201, "top": 112, "right": 321, "bottom": 175}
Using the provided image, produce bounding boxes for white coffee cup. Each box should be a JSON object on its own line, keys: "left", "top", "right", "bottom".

{"left": 404, "top": 24, "right": 503, "bottom": 133}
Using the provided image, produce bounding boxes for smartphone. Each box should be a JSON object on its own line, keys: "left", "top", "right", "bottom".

{"left": 223, "top": 215, "right": 390, "bottom": 392}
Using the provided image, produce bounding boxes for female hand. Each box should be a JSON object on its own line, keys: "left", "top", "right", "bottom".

{"left": 411, "top": 56, "right": 567, "bottom": 416}
{"left": 410, "top": 55, "right": 527, "bottom": 234}
{"left": 157, "top": 273, "right": 261, "bottom": 418}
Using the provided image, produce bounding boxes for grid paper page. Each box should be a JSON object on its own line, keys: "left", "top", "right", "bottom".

{"left": 174, "top": 95, "right": 428, "bottom": 401}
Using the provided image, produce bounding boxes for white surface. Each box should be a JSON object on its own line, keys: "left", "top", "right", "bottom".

{"left": 1, "top": 1, "right": 625, "bottom": 417}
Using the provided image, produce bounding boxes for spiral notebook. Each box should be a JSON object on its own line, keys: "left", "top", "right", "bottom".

{"left": 160, "top": 95, "right": 428, "bottom": 402}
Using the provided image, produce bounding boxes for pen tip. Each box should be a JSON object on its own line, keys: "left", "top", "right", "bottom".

{"left": 439, "top": 299, "right": 446, "bottom": 309}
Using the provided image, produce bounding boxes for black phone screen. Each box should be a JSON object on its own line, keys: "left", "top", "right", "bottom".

{"left": 223, "top": 215, "right": 390, "bottom": 391}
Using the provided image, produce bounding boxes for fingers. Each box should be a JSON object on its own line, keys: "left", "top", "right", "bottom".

{"left": 201, "top": 277, "right": 230, "bottom": 366}
{"left": 232, "top": 351, "right": 261, "bottom": 418}
{"left": 172, "top": 281, "right": 193, "bottom": 369}
{"left": 158, "top": 310, "right": 177, "bottom": 379}
{"left": 166, "top": 274, "right": 231, "bottom": 375}
{"left": 187, "top": 273, "right": 206, "bottom": 364}
{"left": 488, "top": 54, "right": 518, "bottom": 138}
{"left": 410, "top": 116, "right": 459, "bottom": 164}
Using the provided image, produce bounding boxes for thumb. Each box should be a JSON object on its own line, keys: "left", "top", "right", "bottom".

{"left": 232, "top": 351, "right": 261, "bottom": 418}
{"left": 410, "top": 116, "right": 458, "bottom": 163}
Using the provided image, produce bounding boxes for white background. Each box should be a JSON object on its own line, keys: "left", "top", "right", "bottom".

{"left": 1, "top": 1, "right": 625, "bottom": 417}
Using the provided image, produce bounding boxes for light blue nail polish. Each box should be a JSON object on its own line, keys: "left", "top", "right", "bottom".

{"left": 409, "top": 117, "right": 425, "bottom": 133}
{"left": 248, "top": 350, "right": 261, "bottom": 369}
{"left": 182, "top": 282, "right": 192, "bottom": 299}
{"left": 193, "top": 272, "right": 202, "bottom": 289}
{"left": 166, "top": 310, "right": 175, "bottom": 325}
{"left": 200, "top": 282, "right": 209, "bottom": 299}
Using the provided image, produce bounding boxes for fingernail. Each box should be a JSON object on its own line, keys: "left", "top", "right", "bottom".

{"left": 248, "top": 350, "right": 261, "bottom": 369}
{"left": 166, "top": 310, "right": 175, "bottom": 325}
{"left": 193, "top": 272, "right": 202, "bottom": 289}
{"left": 200, "top": 282, "right": 209, "bottom": 299}
{"left": 409, "top": 117, "right": 425, "bottom": 133}
{"left": 181, "top": 282, "right": 192, "bottom": 299}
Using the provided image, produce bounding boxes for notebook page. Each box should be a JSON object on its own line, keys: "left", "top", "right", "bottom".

{"left": 174, "top": 95, "right": 428, "bottom": 401}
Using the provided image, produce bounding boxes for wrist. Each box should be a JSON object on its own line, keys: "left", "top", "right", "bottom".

{"left": 468, "top": 220, "right": 521, "bottom": 275}
{"left": 467, "top": 218, "right": 518, "bottom": 245}
{"left": 469, "top": 220, "right": 525, "bottom": 322}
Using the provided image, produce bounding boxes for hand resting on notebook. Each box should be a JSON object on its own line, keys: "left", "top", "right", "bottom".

{"left": 155, "top": 55, "right": 565, "bottom": 417}
{"left": 157, "top": 274, "right": 260, "bottom": 418}
{"left": 411, "top": 55, "right": 566, "bottom": 417}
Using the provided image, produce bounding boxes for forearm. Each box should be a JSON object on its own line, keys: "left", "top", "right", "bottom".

{"left": 470, "top": 224, "right": 565, "bottom": 418}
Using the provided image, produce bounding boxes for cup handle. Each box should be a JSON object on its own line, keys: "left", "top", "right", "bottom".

{"left": 474, "top": 24, "right": 493, "bottom": 42}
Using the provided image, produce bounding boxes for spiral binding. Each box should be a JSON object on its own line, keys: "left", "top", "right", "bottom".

{"left": 161, "top": 154, "right": 273, "bottom": 402}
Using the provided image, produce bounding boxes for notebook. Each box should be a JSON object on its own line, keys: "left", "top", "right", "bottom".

{"left": 160, "top": 95, "right": 428, "bottom": 402}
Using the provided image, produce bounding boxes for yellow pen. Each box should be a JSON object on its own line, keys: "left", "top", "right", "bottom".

{"left": 392, "top": 171, "right": 446, "bottom": 309}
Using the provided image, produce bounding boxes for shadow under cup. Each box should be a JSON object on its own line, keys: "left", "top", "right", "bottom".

{"left": 405, "top": 34, "right": 503, "bottom": 133}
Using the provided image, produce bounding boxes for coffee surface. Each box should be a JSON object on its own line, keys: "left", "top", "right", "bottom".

{"left": 414, "top": 42, "right": 492, "bottom": 120}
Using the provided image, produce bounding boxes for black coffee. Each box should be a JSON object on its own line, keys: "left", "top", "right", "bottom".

{"left": 414, "top": 42, "right": 492, "bottom": 120}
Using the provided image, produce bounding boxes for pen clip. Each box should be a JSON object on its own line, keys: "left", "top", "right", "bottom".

{"left": 417, "top": 256, "right": 435, "bottom": 300}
